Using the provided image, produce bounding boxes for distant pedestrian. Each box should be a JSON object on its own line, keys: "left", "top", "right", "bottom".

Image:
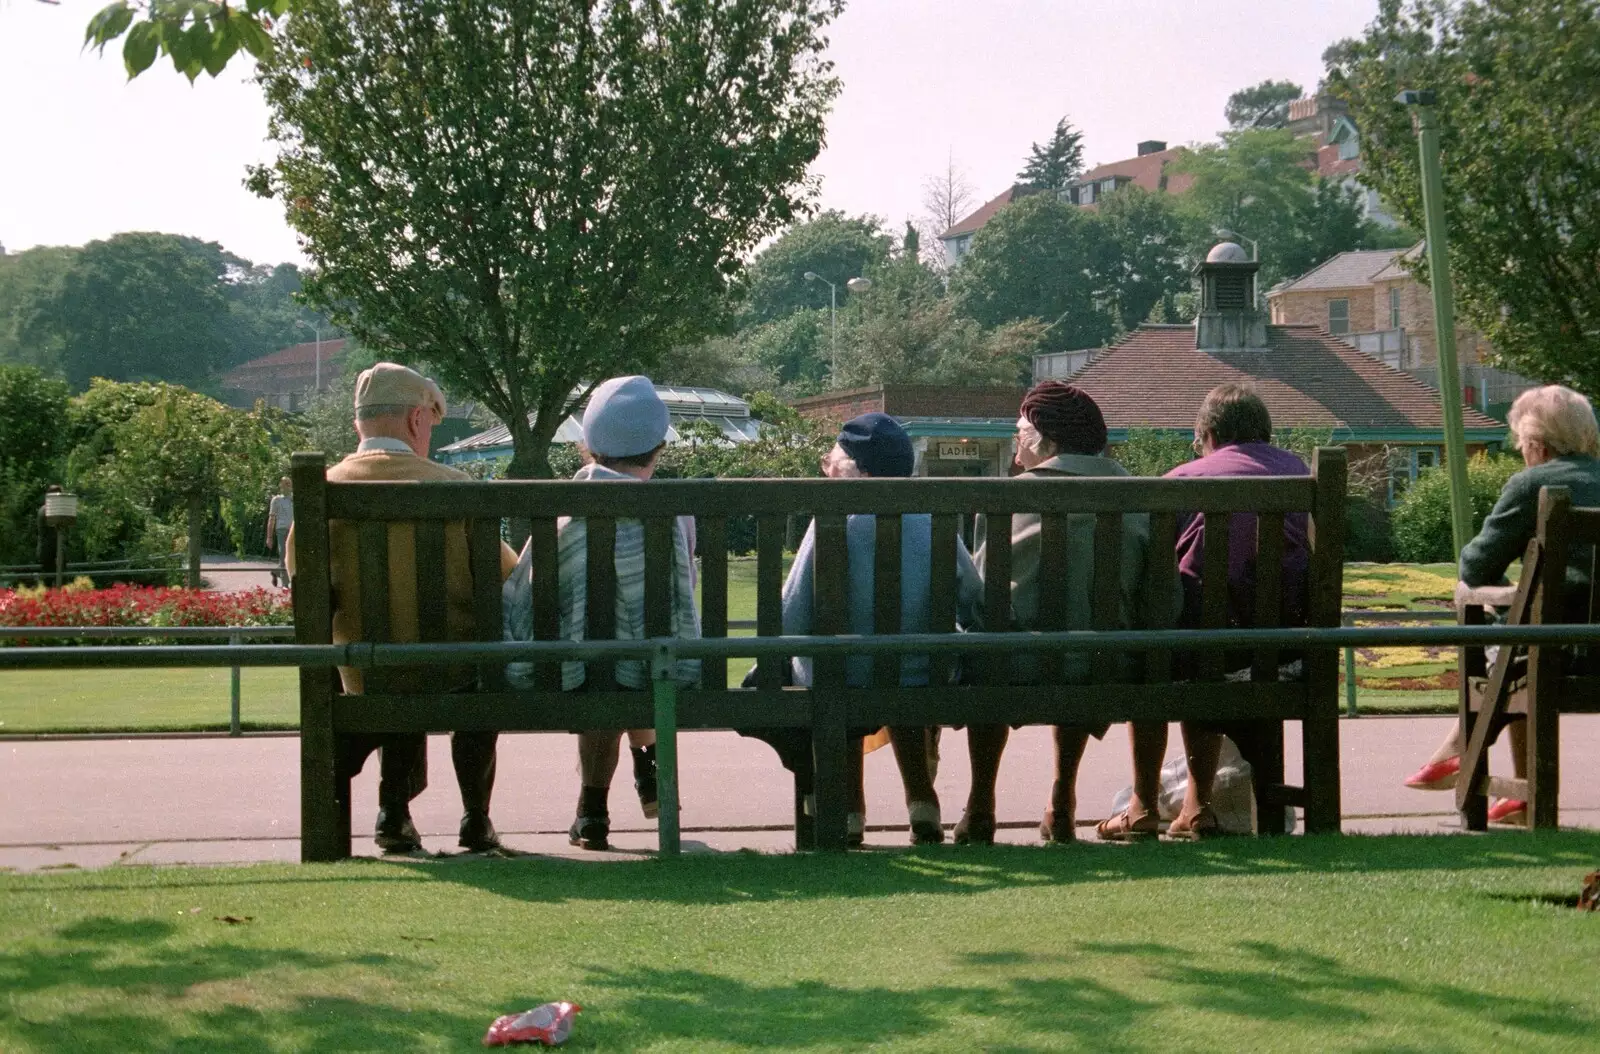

{"left": 266, "top": 477, "right": 294, "bottom": 588}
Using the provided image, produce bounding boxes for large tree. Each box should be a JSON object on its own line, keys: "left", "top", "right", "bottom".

{"left": 739, "top": 211, "right": 893, "bottom": 326}
{"left": 1017, "top": 117, "right": 1085, "bottom": 192}
{"left": 1224, "top": 79, "right": 1304, "bottom": 130}
{"left": 1094, "top": 186, "right": 1193, "bottom": 331}
{"left": 27, "top": 233, "right": 234, "bottom": 390}
{"left": 1327, "top": 0, "right": 1600, "bottom": 393}
{"left": 0, "top": 246, "right": 78, "bottom": 372}
{"left": 250, "top": 0, "right": 841, "bottom": 478}
{"left": 0, "top": 365, "right": 71, "bottom": 565}
{"left": 951, "top": 194, "right": 1116, "bottom": 353}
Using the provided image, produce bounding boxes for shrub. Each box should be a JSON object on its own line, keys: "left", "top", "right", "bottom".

{"left": 0, "top": 584, "right": 291, "bottom": 645}
{"left": 1390, "top": 452, "right": 1523, "bottom": 562}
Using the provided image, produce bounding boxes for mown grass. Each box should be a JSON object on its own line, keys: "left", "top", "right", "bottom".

{"left": 3, "top": 834, "right": 1599, "bottom": 1052}
{"left": 2, "top": 559, "right": 1463, "bottom": 734}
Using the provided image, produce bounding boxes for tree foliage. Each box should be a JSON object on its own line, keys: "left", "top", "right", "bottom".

{"left": 0, "top": 247, "right": 77, "bottom": 372}
{"left": 1224, "top": 79, "right": 1304, "bottom": 130}
{"left": 1017, "top": 116, "right": 1086, "bottom": 191}
{"left": 0, "top": 366, "right": 72, "bottom": 565}
{"left": 1327, "top": 0, "right": 1600, "bottom": 394}
{"left": 83, "top": 0, "right": 289, "bottom": 81}
{"left": 1094, "top": 186, "right": 1193, "bottom": 331}
{"left": 740, "top": 212, "right": 893, "bottom": 325}
{"left": 951, "top": 194, "right": 1116, "bottom": 353}
{"left": 1390, "top": 450, "right": 1522, "bottom": 562}
{"left": 250, "top": 0, "right": 843, "bottom": 479}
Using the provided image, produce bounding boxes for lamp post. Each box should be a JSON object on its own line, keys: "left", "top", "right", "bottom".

{"left": 1399, "top": 88, "right": 1473, "bottom": 558}
{"left": 295, "top": 319, "right": 324, "bottom": 393}
{"left": 804, "top": 272, "right": 872, "bottom": 380}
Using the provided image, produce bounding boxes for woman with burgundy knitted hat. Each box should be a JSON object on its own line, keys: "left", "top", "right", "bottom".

{"left": 956, "top": 382, "right": 1165, "bottom": 845}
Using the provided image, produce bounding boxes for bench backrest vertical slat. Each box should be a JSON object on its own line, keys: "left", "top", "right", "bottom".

{"left": 528, "top": 516, "right": 560, "bottom": 691}
{"left": 586, "top": 516, "right": 618, "bottom": 689}
{"left": 873, "top": 514, "right": 903, "bottom": 691}
{"left": 1252, "top": 511, "right": 1284, "bottom": 682}
{"left": 1199, "top": 509, "right": 1230, "bottom": 680}
{"left": 1528, "top": 486, "right": 1572, "bottom": 829}
{"left": 697, "top": 517, "right": 729, "bottom": 691}
{"left": 981, "top": 513, "right": 1012, "bottom": 686}
{"left": 291, "top": 452, "right": 344, "bottom": 863}
{"left": 1091, "top": 512, "right": 1124, "bottom": 684}
{"left": 1036, "top": 512, "right": 1069, "bottom": 685}
{"left": 414, "top": 520, "right": 449, "bottom": 644}
{"left": 469, "top": 518, "right": 506, "bottom": 692}
{"left": 643, "top": 517, "right": 674, "bottom": 639}
{"left": 357, "top": 519, "right": 392, "bottom": 695}
{"left": 928, "top": 513, "right": 960, "bottom": 686}
{"left": 1143, "top": 511, "right": 1178, "bottom": 683}
{"left": 755, "top": 514, "right": 785, "bottom": 689}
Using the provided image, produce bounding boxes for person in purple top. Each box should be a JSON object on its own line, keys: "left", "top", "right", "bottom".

{"left": 1097, "top": 382, "right": 1312, "bottom": 841}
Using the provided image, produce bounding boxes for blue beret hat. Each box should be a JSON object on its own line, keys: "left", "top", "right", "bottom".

{"left": 582, "top": 376, "right": 670, "bottom": 458}
{"left": 836, "top": 412, "right": 914, "bottom": 478}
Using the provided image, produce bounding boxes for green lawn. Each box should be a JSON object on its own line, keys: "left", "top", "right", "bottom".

{"left": 3, "top": 835, "right": 1600, "bottom": 1051}
{"left": 0, "top": 558, "right": 1463, "bottom": 734}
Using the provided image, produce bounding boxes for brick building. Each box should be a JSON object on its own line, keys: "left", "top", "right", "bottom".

{"left": 790, "top": 385, "right": 1026, "bottom": 477}
{"left": 220, "top": 338, "right": 350, "bottom": 411}
{"left": 1070, "top": 243, "right": 1507, "bottom": 499}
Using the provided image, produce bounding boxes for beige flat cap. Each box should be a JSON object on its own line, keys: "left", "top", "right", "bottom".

{"left": 354, "top": 362, "right": 446, "bottom": 423}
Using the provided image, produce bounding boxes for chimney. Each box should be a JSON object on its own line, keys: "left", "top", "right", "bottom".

{"left": 1194, "top": 242, "right": 1267, "bottom": 351}
{"left": 1136, "top": 140, "right": 1167, "bottom": 156}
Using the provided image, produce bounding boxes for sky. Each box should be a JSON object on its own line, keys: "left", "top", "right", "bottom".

{"left": 0, "top": 0, "right": 1380, "bottom": 268}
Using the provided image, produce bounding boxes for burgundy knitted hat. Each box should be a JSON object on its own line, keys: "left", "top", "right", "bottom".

{"left": 1020, "top": 381, "right": 1108, "bottom": 456}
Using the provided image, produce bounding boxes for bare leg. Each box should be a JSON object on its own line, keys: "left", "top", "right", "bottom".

{"left": 1176, "top": 723, "right": 1225, "bottom": 824}
{"left": 1427, "top": 722, "right": 1463, "bottom": 765}
{"left": 963, "top": 724, "right": 1008, "bottom": 817}
{"left": 1042, "top": 725, "right": 1091, "bottom": 841}
{"left": 1128, "top": 721, "right": 1168, "bottom": 821}
{"left": 890, "top": 726, "right": 938, "bottom": 806}
{"left": 626, "top": 728, "right": 656, "bottom": 750}
{"left": 577, "top": 730, "right": 623, "bottom": 799}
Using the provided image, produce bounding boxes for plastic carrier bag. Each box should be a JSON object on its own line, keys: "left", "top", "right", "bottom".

{"left": 1109, "top": 736, "right": 1296, "bottom": 835}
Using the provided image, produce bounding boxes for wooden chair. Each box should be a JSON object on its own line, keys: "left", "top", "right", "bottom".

{"left": 1457, "top": 486, "right": 1600, "bottom": 830}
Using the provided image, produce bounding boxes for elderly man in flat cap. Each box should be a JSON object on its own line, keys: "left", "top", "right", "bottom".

{"left": 288, "top": 362, "right": 518, "bottom": 855}
{"left": 552, "top": 375, "right": 701, "bottom": 851}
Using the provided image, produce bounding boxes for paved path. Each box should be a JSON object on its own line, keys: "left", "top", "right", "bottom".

{"left": 5, "top": 716, "right": 1599, "bottom": 871}
{"left": 199, "top": 554, "right": 281, "bottom": 592}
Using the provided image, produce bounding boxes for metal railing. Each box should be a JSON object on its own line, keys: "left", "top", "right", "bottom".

{"left": 1339, "top": 609, "right": 1456, "bottom": 717}
{"left": 5, "top": 623, "right": 1600, "bottom": 854}
{"left": 0, "top": 625, "right": 295, "bottom": 736}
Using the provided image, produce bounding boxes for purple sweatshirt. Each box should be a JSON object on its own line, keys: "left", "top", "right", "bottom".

{"left": 1164, "top": 442, "right": 1311, "bottom": 629}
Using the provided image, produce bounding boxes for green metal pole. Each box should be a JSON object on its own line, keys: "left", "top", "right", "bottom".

{"left": 651, "top": 643, "right": 681, "bottom": 856}
{"left": 1344, "top": 646, "right": 1359, "bottom": 718}
{"left": 230, "top": 631, "right": 242, "bottom": 736}
{"left": 1412, "top": 103, "right": 1474, "bottom": 558}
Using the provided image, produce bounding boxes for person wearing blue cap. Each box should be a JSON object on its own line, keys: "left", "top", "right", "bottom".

{"left": 765, "top": 412, "right": 983, "bottom": 846}
{"left": 542, "top": 375, "right": 701, "bottom": 850}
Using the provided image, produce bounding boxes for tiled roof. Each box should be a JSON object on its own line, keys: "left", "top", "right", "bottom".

{"left": 1078, "top": 145, "right": 1194, "bottom": 196}
{"left": 1069, "top": 323, "right": 1504, "bottom": 436}
{"left": 1369, "top": 243, "right": 1425, "bottom": 283}
{"left": 221, "top": 338, "right": 350, "bottom": 392}
{"left": 1270, "top": 250, "right": 1406, "bottom": 294}
{"left": 1316, "top": 144, "right": 1362, "bottom": 179}
{"left": 940, "top": 186, "right": 1027, "bottom": 239}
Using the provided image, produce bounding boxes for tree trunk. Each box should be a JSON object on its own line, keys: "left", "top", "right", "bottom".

{"left": 187, "top": 494, "right": 204, "bottom": 590}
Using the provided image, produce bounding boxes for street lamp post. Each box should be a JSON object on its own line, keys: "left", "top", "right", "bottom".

{"left": 1399, "top": 88, "right": 1473, "bottom": 558}
{"left": 804, "top": 272, "right": 872, "bottom": 380}
{"left": 295, "top": 319, "right": 324, "bottom": 393}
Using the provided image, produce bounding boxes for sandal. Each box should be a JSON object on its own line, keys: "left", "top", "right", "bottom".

{"left": 953, "top": 809, "right": 996, "bottom": 846}
{"left": 1094, "top": 808, "right": 1158, "bottom": 843}
{"left": 1164, "top": 808, "right": 1224, "bottom": 842}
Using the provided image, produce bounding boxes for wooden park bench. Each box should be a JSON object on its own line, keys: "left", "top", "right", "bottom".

{"left": 1457, "top": 486, "right": 1600, "bottom": 830}
{"left": 289, "top": 447, "right": 1347, "bottom": 861}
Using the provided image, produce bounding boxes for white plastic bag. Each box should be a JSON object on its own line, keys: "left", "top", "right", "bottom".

{"left": 1108, "top": 736, "right": 1296, "bottom": 834}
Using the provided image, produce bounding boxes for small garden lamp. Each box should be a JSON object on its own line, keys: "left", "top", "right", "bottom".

{"left": 42, "top": 488, "right": 80, "bottom": 588}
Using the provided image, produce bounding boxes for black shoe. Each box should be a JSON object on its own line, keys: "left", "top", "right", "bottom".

{"left": 458, "top": 810, "right": 502, "bottom": 853}
{"left": 569, "top": 814, "right": 610, "bottom": 851}
{"left": 631, "top": 745, "right": 659, "bottom": 820}
{"left": 374, "top": 808, "right": 422, "bottom": 854}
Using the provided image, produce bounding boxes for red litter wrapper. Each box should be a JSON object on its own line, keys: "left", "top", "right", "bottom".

{"left": 483, "top": 1002, "right": 581, "bottom": 1047}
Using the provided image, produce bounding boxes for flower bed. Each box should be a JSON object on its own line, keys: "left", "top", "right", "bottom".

{"left": 0, "top": 584, "right": 291, "bottom": 646}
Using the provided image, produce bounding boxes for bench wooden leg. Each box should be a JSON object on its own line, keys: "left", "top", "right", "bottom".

{"left": 1301, "top": 691, "right": 1341, "bottom": 835}
{"left": 793, "top": 763, "right": 816, "bottom": 851}
{"left": 811, "top": 689, "right": 850, "bottom": 852}
{"left": 1243, "top": 724, "right": 1287, "bottom": 836}
{"left": 300, "top": 670, "right": 350, "bottom": 862}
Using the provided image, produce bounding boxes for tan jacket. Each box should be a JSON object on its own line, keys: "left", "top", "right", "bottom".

{"left": 287, "top": 449, "right": 517, "bottom": 693}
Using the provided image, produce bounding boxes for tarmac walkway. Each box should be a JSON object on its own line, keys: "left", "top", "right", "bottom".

{"left": 5, "top": 715, "right": 1599, "bottom": 871}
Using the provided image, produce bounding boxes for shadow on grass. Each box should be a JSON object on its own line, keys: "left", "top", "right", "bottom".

{"left": 0, "top": 916, "right": 487, "bottom": 1053}
{"left": 385, "top": 830, "right": 1600, "bottom": 906}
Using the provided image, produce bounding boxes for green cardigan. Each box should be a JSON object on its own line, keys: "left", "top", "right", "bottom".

{"left": 1459, "top": 454, "right": 1600, "bottom": 602}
